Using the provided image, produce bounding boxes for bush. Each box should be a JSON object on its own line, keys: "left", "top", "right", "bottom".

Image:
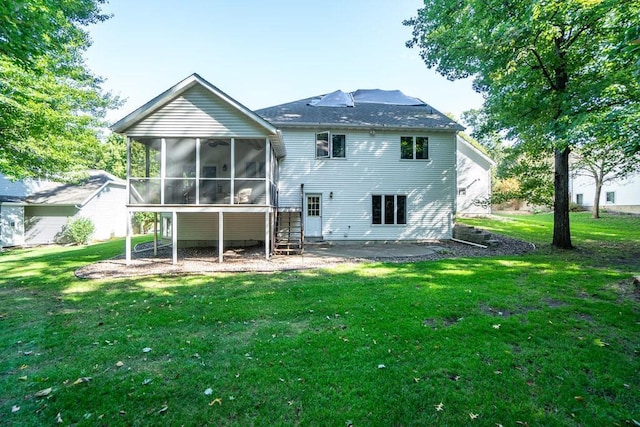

{"left": 569, "top": 202, "right": 584, "bottom": 212}
{"left": 62, "top": 217, "right": 95, "bottom": 245}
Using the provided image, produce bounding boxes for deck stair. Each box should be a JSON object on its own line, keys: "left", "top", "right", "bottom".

{"left": 453, "top": 224, "right": 500, "bottom": 246}
{"left": 274, "top": 208, "right": 304, "bottom": 255}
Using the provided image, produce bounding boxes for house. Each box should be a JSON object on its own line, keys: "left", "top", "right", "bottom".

{"left": 0, "top": 170, "right": 127, "bottom": 247}
{"left": 456, "top": 135, "right": 495, "bottom": 216}
{"left": 111, "top": 74, "right": 466, "bottom": 264}
{"left": 570, "top": 169, "right": 640, "bottom": 214}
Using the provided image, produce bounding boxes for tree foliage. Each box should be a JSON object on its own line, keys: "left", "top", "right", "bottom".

{"left": 405, "top": 0, "right": 640, "bottom": 248}
{"left": 0, "top": 0, "right": 109, "bottom": 68}
{"left": 91, "top": 133, "right": 128, "bottom": 179}
{"left": 0, "top": 0, "right": 118, "bottom": 180}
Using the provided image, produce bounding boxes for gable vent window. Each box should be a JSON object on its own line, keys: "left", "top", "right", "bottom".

{"left": 401, "top": 136, "right": 429, "bottom": 160}
{"left": 316, "top": 131, "right": 346, "bottom": 159}
{"left": 372, "top": 194, "right": 407, "bottom": 225}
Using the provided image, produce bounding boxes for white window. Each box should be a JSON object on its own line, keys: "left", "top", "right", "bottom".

{"left": 372, "top": 195, "right": 407, "bottom": 225}
{"left": 458, "top": 187, "right": 467, "bottom": 196}
{"left": 316, "top": 131, "right": 346, "bottom": 158}
{"left": 401, "top": 136, "right": 429, "bottom": 160}
{"left": 606, "top": 191, "right": 615, "bottom": 204}
{"left": 576, "top": 193, "right": 583, "bottom": 205}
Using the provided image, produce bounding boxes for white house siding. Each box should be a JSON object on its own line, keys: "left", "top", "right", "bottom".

{"left": 170, "top": 212, "right": 266, "bottom": 247}
{"left": 456, "top": 139, "right": 493, "bottom": 216}
{"left": 79, "top": 184, "right": 128, "bottom": 240}
{"left": 0, "top": 205, "right": 25, "bottom": 247}
{"left": 278, "top": 129, "right": 456, "bottom": 241}
{"left": 571, "top": 171, "right": 640, "bottom": 213}
{"left": 24, "top": 205, "right": 76, "bottom": 245}
{"left": 125, "top": 86, "right": 268, "bottom": 138}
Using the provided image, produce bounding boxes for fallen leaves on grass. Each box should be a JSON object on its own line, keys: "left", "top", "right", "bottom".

{"left": 209, "top": 398, "right": 222, "bottom": 406}
{"left": 593, "top": 338, "right": 609, "bottom": 347}
{"left": 435, "top": 402, "right": 444, "bottom": 411}
{"left": 35, "top": 387, "right": 52, "bottom": 397}
{"left": 72, "top": 377, "right": 92, "bottom": 386}
{"left": 11, "top": 405, "right": 20, "bottom": 413}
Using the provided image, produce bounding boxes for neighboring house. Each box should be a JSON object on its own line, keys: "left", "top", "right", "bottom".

{"left": 0, "top": 170, "right": 127, "bottom": 247}
{"left": 570, "top": 170, "right": 640, "bottom": 214}
{"left": 111, "top": 73, "right": 469, "bottom": 264}
{"left": 456, "top": 135, "right": 495, "bottom": 216}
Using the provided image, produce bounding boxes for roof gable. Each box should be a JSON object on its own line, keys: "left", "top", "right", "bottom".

{"left": 456, "top": 135, "right": 495, "bottom": 168}
{"left": 112, "top": 74, "right": 277, "bottom": 135}
{"left": 111, "top": 73, "right": 285, "bottom": 157}
{"left": 25, "top": 170, "right": 125, "bottom": 206}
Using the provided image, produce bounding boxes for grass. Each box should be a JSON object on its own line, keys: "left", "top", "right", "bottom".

{"left": 0, "top": 214, "right": 638, "bottom": 426}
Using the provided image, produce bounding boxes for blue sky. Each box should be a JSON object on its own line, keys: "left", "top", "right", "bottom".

{"left": 85, "top": 0, "right": 484, "bottom": 125}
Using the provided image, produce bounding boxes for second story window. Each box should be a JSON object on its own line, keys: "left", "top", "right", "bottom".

{"left": 401, "top": 136, "right": 429, "bottom": 160}
{"left": 316, "top": 131, "right": 346, "bottom": 158}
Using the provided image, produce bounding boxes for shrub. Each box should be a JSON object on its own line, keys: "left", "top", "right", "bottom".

{"left": 569, "top": 202, "right": 584, "bottom": 212}
{"left": 62, "top": 217, "right": 95, "bottom": 245}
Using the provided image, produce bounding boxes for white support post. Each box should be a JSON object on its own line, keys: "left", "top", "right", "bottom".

{"left": 265, "top": 138, "right": 270, "bottom": 206}
{"left": 218, "top": 211, "right": 224, "bottom": 263}
{"left": 161, "top": 138, "right": 167, "bottom": 204}
{"left": 172, "top": 211, "right": 178, "bottom": 265}
{"left": 126, "top": 136, "right": 131, "bottom": 204}
{"left": 125, "top": 211, "right": 132, "bottom": 265}
{"left": 264, "top": 211, "right": 270, "bottom": 260}
{"left": 195, "top": 138, "right": 201, "bottom": 204}
{"left": 230, "top": 138, "right": 235, "bottom": 204}
{"left": 153, "top": 212, "right": 158, "bottom": 256}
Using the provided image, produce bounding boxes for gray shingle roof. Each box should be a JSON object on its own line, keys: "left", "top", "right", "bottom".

{"left": 25, "top": 170, "right": 125, "bottom": 205}
{"left": 256, "top": 90, "right": 464, "bottom": 131}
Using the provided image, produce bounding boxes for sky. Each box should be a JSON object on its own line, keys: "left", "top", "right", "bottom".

{"left": 85, "top": 0, "right": 484, "bottom": 126}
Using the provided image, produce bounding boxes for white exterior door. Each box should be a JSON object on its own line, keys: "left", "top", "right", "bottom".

{"left": 304, "top": 194, "right": 322, "bottom": 238}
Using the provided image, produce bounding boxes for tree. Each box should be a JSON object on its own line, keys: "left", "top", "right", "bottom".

{"left": 462, "top": 109, "right": 554, "bottom": 212}
{"left": 571, "top": 116, "right": 640, "bottom": 218}
{"left": 92, "top": 133, "right": 128, "bottom": 179}
{"left": 494, "top": 148, "right": 555, "bottom": 209}
{"left": 0, "top": 0, "right": 109, "bottom": 68}
{"left": 0, "top": 0, "right": 117, "bottom": 180}
{"left": 405, "top": 0, "right": 640, "bottom": 248}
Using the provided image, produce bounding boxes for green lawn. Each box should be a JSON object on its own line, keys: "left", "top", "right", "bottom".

{"left": 1, "top": 214, "right": 638, "bottom": 426}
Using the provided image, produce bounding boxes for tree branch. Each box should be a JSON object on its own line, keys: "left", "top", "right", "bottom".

{"left": 529, "top": 48, "right": 557, "bottom": 90}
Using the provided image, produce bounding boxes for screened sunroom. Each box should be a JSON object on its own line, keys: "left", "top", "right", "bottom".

{"left": 128, "top": 137, "right": 278, "bottom": 207}
{"left": 111, "top": 74, "right": 286, "bottom": 264}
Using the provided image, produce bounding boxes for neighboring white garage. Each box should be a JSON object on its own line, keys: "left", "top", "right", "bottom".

{"left": 0, "top": 170, "right": 127, "bottom": 247}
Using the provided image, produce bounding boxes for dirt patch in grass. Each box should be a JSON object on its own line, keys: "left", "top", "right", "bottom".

{"left": 543, "top": 298, "right": 567, "bottom": 308}
{"left": 478, "top": 304, "right": 534, "bottom": 317}
{"left": 607, "top": 278, "right": 640, "bottom": 302}
{"left": 75, "top": 233, "right": 535, "bottom": 279}
{"left": 421, "top": 316, "right": 463, "bottom": 329}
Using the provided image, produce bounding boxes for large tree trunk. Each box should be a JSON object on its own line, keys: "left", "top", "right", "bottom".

{"left": 592, "top": 178, "right": 602, "bottom": 219}
{"left": 553, "top": 147, "right": 573, "bottom": 249}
